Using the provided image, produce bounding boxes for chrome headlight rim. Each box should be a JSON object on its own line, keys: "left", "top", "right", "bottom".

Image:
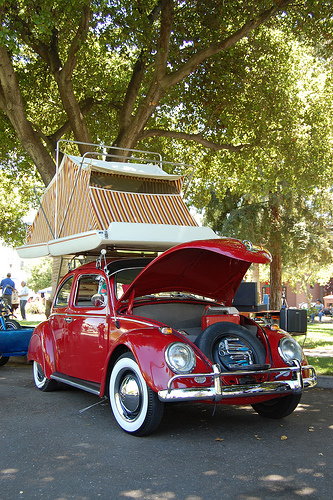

{"left": 165, "top": 342, "right": 196, "bottom": 374}
{"left": 278, "top": 336, "right": 303, "bottom": 366}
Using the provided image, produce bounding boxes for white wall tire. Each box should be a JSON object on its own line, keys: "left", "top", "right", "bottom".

{"left": 109, "top": 353, "right": 164, "bottom": 436}
{"left": 33, "top": 361, "right": 57, "bottom": 392}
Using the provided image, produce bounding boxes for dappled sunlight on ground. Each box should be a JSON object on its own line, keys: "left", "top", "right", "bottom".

{"left": 120, "top": 491, "right": 177, "bottom": 499}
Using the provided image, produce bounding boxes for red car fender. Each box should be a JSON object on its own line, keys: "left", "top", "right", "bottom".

{"left": 261, "top": 327, "right": 307, "bottom": 366}
{"left": 27, "top": 321, "right": 56, "bottom": 379}
{"left": 100, "top": 327, "right": 209, "bottom": 396}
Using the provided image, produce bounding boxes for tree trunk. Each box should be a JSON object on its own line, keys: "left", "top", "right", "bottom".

{"left": 54, "top": 72, "right": 93, "bottom": 156}
{"left": 270, "top": 251, "right": 282, "bottom": 310}
{"left": 251, "top": 262, "right": 261, "bottom": 304}
{"left": 269, "top": 196, "right": 282, "bottom": 310}
{"left": 45, "top": 256, "right": 70, "bottom": 317}
{"left": 112, "top": 82, "right": 166, "bottom": 155}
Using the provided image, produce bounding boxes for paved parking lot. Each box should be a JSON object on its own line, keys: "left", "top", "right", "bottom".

{"left": 1, "top": 360, "right": 333, "bottom": 500}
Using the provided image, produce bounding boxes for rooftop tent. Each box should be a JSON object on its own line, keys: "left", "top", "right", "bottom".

{"left": 17, "top": 146, "right": 217, "bottom": 258}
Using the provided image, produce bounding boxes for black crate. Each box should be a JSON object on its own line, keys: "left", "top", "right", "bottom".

{"left": 279, "top": 308, "right": 307, "bottom": 334}
{"left": 233, "top": 282, "right": 268, "bottom": 312}
{"left": 233, "top": 282, "right": 258, "bottom": 306}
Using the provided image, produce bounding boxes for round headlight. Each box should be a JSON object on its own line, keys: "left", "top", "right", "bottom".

{"left": 278, "top": 336, "right": 303, "bottom": 365}
{"left": 165, "top": 343, "right": 196, "bottom": 374}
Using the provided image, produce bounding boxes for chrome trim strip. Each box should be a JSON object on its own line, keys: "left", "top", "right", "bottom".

{"left": 51, "top": 373, "right": 101, "bottom": 396}
{"left": 158, "top": 362, "right": 317, "bottom": 402}
{"left": 117, "top": 317, "right": 156, "bottom": 327}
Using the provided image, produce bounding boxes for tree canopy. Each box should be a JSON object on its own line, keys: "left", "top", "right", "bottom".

{"left": 24, "top": 257, "right": 52, "bottom": 292}
{"left": 200, "top": 29, "right": 333, "bottom": 307}
{"left": 204, "top": 187, "right": 333, "bottom": 301}
{"left": 1, "top": 0, "right": 333, "bottom": 184}
{"left": 1, "top": 0, "right": 333, "bottom": 306}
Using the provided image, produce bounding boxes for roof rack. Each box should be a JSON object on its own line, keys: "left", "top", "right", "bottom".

{"left": 55, "top": 140, "right": 194, "bottom": 178}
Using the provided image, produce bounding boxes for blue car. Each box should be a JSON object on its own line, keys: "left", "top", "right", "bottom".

{"left": 0, "top": 295, "right": 34, "bottom": 366}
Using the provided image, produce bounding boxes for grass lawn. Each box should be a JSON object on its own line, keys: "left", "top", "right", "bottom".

{"left": 303, "top": 322, "right": 333, "bottom": 349}
{"left": 302, "top": 322, "right": 333, "bottom": 376}
{"left": 19, "top": 314, "right": 45, "bottom": 328}
{"left": 20, "top": 320, "right": 41, "bottom": 327}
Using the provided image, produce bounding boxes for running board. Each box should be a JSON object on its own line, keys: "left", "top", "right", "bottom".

{"left": 51, "top": 372, "right": 101, "bottom": 396}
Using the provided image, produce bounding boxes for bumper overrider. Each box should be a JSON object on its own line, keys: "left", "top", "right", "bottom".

{"left": 158, "top": 360, "right": 317, "bottom": 402}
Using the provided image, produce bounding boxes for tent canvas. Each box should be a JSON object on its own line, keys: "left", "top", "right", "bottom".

{"left": 17, "top": 152, "right": 217, "bottom": 258}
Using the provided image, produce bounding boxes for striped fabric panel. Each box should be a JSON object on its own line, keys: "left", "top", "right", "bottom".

{"left": 175, "top": 177, "right": 183, "bottom": 194}
{"left": 90, "top": 187, "right": 198, "bottom": 227}
{"left": 56, "top": 159, "right": 98, "bottom": 238}
{"left": 27, "top": 183, "right": 56, "bottom": 244}
{"left": 27, "top": 157, "right": 98, "bottom": 245}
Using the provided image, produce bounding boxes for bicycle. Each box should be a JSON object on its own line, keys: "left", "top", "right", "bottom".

{"left": 0, "top": 286, "right": 21, "bottom": 330}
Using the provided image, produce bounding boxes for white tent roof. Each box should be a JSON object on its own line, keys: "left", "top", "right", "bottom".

{"left": 68, "top": 155, "right": 183, "bottom": 181}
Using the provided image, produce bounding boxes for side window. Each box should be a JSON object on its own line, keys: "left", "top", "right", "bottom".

{"left": 74, "top": 275, "right": 107, "bottom": 308}
{"left": 54, "top": 277, "right": 74, "bottom": 308}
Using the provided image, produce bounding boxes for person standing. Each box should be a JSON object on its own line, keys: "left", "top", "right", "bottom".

{"left": 0, "top": 273, "right": 15, "bottom": 306}
{"left": 18, "top": 281, "right": 29, "bottom": 320}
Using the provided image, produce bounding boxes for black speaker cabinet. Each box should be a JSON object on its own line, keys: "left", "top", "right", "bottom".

{"left": 233, "top": 282, "right": 268, "bottom": 312}
{"left": 233, "top": 282, "right": 258, "bottom": 306}
{"left": 279, "top": 308, "right": 307, "bottom": 334}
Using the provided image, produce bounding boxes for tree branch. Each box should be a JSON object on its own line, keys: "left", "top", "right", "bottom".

{"left": 155, "top": 0, "right": 174, "bottom": 75}
{"left": 9, "top": 4, "right": 92, "bottom": 153}
{"left": 12, "top": 4, "right": 90, "bottom": 77}
{"left": 162, "top": 0, "right": 293, "bottom": 89}
{"left": 147, "top": 0, "right": 163, "bottom": 23}
{"left": 0, "top": 46, "right": 56, "bottom": 184}
{"left": 115, "top": 0, "right": 293, "bottom": 152}
{"left": 12, "top": 9, "right": 60, "bottom": 71}
{"left": 139, "top": 128, "right": 250, "bottom": 152}
{"left": 34, "top": 97, "right": 97, "bottom": 156}
{"left": 62, "top": 5, "right": 91, "bottom": 79}
{"left": 113, "top": 0, "right": 174, "bottom": 149}
{"left": 119, "top": 51, "right": 146, "bottom": 134}
{"left": 118, "top": 0, "right": 167, "bottom": 135}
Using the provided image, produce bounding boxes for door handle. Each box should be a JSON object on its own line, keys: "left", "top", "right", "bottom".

{"left": 65, "top": 317, "right": 73, "bottom": 323}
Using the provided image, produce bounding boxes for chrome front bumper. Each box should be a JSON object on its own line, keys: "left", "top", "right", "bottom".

{"left": 158, "top": 361, "right": 317, "bottom": 402}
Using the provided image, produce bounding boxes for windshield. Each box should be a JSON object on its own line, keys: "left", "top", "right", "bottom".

{"left": 114, "top": 268, "right": 144, "bottom": 299}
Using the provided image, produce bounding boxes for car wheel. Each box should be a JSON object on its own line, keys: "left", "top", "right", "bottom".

{"left": 4, "top": 319, "right": 21, "bottom": 330}
{"left": 109, "top": 353, "right": 164, "bottom": 436}
{"left": 0, "top": 355, "right": 10, "bottom": 366}
{"left": 33, "top": 361, "right": 57, "bottom": 392}
{"left": 194, "top": 322, "right": 267, "bottom": 371}
{"left": 252, "top": 393, "right": 302, "bottom": 419}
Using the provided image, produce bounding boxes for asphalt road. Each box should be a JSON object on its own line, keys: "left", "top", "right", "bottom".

{"left": 1, "top": 360, "right": 333, "bottom": 500}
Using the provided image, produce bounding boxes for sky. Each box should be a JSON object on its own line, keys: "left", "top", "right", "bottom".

{"left": 0, "top": 243, "right": 39, "bottom": 287}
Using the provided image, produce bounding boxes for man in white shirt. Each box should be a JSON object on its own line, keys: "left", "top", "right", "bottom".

{"left": 18, "top": 281, "right": 29, "bottom": 320}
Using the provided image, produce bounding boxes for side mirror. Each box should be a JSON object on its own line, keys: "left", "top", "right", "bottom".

{"left": 91, "top": 293, "right": 106, "bottom": 307}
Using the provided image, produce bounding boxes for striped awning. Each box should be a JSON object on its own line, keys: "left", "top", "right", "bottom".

{"left": 90, "top": 187, "right": 198, "bottom": 227}
{"left": 27, "top": 158, "right": 98, "bottom": 245}
{"left": 25, "top": 155, "right": 197, "bottom": 250}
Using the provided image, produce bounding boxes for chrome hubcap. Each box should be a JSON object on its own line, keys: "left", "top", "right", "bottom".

{"left": 116, "top": 372, "right": 141, "bottom": 421}
{"left": 36, "top": 364, "right": 45, "bottom": 382}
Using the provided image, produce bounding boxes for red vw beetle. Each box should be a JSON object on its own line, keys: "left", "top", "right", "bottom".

{"left": 28, "top": 239, "right": 316, "bottom": 436}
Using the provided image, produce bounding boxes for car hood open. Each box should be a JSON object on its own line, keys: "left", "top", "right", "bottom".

{"left": 119, "top": 238, "right": 271, "bottom": 305}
